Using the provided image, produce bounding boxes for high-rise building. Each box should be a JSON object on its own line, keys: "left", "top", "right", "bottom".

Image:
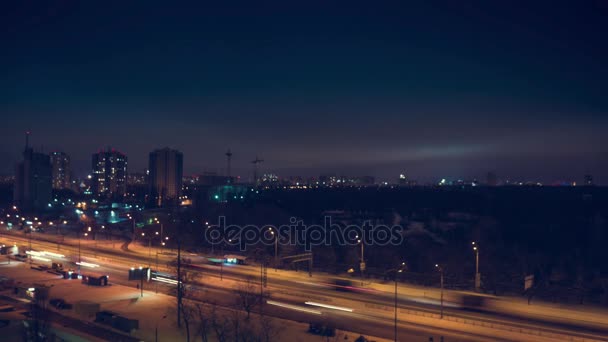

{"left": 14, "top": 132, "right": 52, "bottom": 212}
{"left": 50, "top": 151, "right": 71, "bottom": 190}
{"left": 91, "top": 148, "right": 127, "bottom": 198}
{"left": 149, "top": 148, "right": 183, "bottom": 206}
{"left": 584, "top": 174, "right": 594, "bottom": 186}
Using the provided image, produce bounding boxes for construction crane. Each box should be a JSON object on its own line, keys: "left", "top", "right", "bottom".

{"left": 251, "top": 156, "right": 264, "bottom": 185}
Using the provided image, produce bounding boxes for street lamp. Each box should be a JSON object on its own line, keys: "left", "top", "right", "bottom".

{"left": 78, "top": 232, "right": 87, "bottom": 274}
{"left": 142, "top": 233, "right": 152, "bottom": 267}
{"left": 356, "top": 235, "right": 365, "bottom": 285}
{"left": 472, "top": 241, "right": 480, "bottom": 290}
{"left": 28, "top": 224, "right": 32, "bottom": 266}
{"left": 390, "top": 261, "right": 407, "bottom": 342}
{"left": 435, "top": 264, "right": 445, "bottom": 319}
{"left": 156, "top": 219, "right": 164, "bottom": 253}
{"left": 204, "top": 223, "right": 215, "bottom": 255}
{"left": 268, "top": 227, "right": 278, "bottom": 270}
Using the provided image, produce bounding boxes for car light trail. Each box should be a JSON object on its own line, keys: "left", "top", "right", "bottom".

{"left": 266, "top": 300, "right": 322, "bottom": 315}
{"left": 76, "top": 262, "right": 100, "bottom": 268}
{"left": 41, "top": 251, "right": 65, "bottom": 258}
{"left": 152, "top": 277, "right": 179, "bottom": 285}
{"left": 26, "top": 250, "right": 43, "bottom": 256}
{"left": 304, "top": 301, "right": 354, "bottom": 312}
{"left": 31, "top": 255, "right": 51, "bottom": 262}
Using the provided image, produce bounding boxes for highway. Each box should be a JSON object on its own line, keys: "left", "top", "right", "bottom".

{"left": 2, "top": 230, "right": 608, "bottom": 342}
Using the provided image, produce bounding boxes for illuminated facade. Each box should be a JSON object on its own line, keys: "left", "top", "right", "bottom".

{"left": 91, "top": 148, "right": 127, "bottom": 198}
{"left": 148, "top": 148, "right": 183, "bottom": 206}
{"left": 50, "top": 151, "right": 71, "bottom": 190}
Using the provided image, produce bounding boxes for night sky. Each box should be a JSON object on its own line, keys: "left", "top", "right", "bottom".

{"left": 1, "top": 1, "right": 607, "bottom": 183}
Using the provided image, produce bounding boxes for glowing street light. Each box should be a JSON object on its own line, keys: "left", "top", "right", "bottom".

{"left": 391, "top": 261, "right": 407, "bottom": 342}
{"left": 268, "top": 227, "right": 279, "bottom": 269}
{"left": 472, "top": 242, "right": 480, "bottom": 290}
{"left": 435, "top": 264, "right": 445, "bottom": 318}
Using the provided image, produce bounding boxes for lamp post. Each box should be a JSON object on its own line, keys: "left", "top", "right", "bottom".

{"left": 79, "top": 232, "right": 87, "bottom": 274}
{"left": 435, "top": 264, "right": 444, "bottom": 319}
{"left": 88, "top": 226, "right": 97, "bottom": 257}
{"left": 356, "top": 235, "right": 365, "bottom": 285}
{"left": 142, "top": 233, "right": 152, "bottom": 267}
{"left": 390, "top": 262, "right": 407, "bottom": 342}
{"left": 139, "top": 266, "right": 144, "bottom": 298}
{"left": 268, "top": 228, "right": 278, "bottom": 270}
{"left": 28, "top": 224, "right": 32, "bottom": 266}
{"left": 472, "top": 241, "right": 480, "bottom": 290}
{"left": 154, "top": 218, "right": 164, "bottom": 254}
{"left": 155, "top": 231, "right": 160, "bottom": 254}
{"left": 155, "top": 251, "right": 159, "bottom": 293}
{"left": 54, "top": 221, "right": 60, "bottom": 251}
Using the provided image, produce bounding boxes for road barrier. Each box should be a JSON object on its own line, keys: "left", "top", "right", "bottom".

{"left": 361, "top": 303, "right": 605, "bottom": 342}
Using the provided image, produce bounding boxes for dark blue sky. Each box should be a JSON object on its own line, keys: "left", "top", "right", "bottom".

{"left": 1, "top": 1, "right": 607, "bottom": 183}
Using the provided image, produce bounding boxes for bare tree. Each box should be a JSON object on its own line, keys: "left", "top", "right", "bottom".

{"left": 24, "top": 286, "right": 52, "bottom": 341}
{"left": 257, "top": 314, "right": 282, "bottom": 342}
{"left": 235, "top": 278, "right": 262, "bottom": 319}
{"left": 194, "top": 303, "right": 211, "bottom": 342}
{"left": 210, "top": 304, "right": 232, "bottom": 342}
{"left": 180, "top": 298, "right": 196, "bottom": 342}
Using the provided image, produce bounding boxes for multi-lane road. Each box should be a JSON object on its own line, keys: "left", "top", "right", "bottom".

{"left": 2, "top": 230, "right": 608, "bottom": 342}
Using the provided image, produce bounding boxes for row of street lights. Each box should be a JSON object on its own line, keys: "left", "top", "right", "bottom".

{"left": 392, "top": 241, "right": 480, "bottom": 340}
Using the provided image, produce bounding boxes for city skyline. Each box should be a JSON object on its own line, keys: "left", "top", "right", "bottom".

{"left": 0, "top": 132, "right": 602, "bottom": 185}
{"left": 1, "top": 1, "right": 607, "bottom": 183}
